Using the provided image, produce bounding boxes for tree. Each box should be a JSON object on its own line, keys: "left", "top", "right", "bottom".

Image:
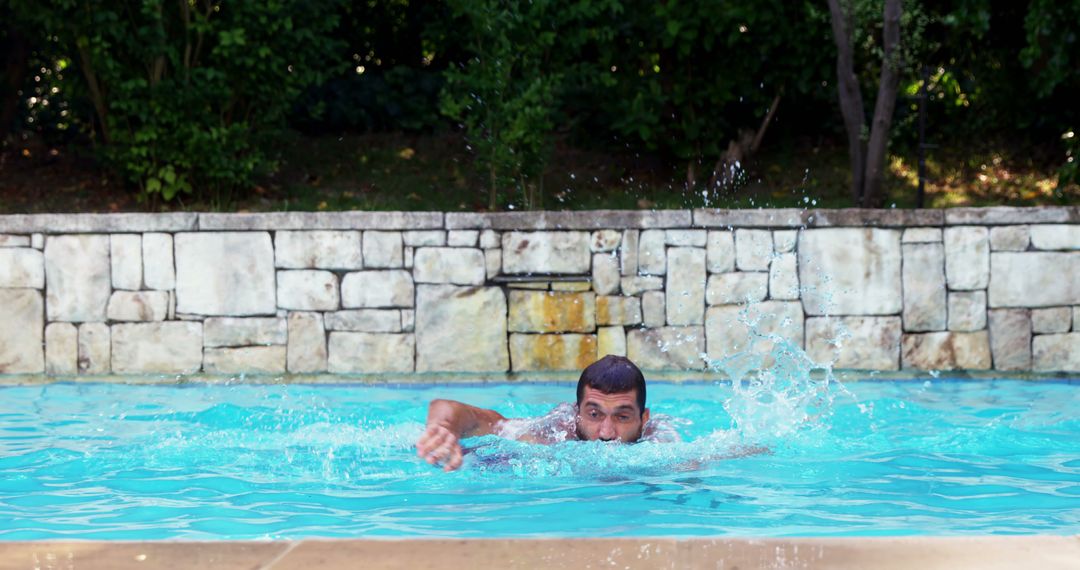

{"left": 827, "top": 0, "right": 903, "bottom": 208}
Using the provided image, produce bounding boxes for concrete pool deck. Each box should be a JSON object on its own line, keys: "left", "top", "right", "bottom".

{"left": 1, "top": 536, "right": 1078, "bottom": 569}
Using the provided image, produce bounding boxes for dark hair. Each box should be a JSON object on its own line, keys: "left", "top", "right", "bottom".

{"left": 576, "top": 355, "right": 646, "bottom": 413}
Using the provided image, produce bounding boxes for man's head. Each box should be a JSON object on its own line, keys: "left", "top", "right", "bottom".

{"left": 575, "top": 355, "right": 649, "bottom": 442}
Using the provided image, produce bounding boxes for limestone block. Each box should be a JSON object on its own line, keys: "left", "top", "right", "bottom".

{"left": 45, "top": 234, "right": 111, "bottom": 322}
{"left": 592, "top": 253, "right": 620, "bottom": 295}
{"left": 665, "top": 230, "right": 706, "bottom": 247}
{"left": 175, "top": 232, "right": 275, "bottom": 316}
{"left": 638, "top": 230, "right": 666, "bottom": 275}
{"left": 987, "top": 309, "right": 1031, "bottom": 370}
{"left": 502, "top": 231, "right": 590, "bottom": 274}
{"left": 108, "top": 234, "right": 142, "bottom": 290}
{"left": 620, "top": 230, "right": 639, "bottom": 276}
{"left": 552, "top": 281, "right": 591, "bottom": 292}
{"left": 31, "top": 234, "right": 43, "bottom": 249}
{"left": 204, "top": 317, "right": 287, "bottom": 347}
{"left": 45, "top": 322, "right": 77, "bottom": 375}
{"left": 508, "top": 290, "right": 595, "bottom": 332}
{"left": 2, "top": 212, "right": 196, "bottom": 233}
{"left": 416, "top": 285, "right": 508, "bottom": 372}
{"left": 706, "top": 272, "right": 768, "bottom": 305}
{"left": 341, "top": 270, "right": 414, "bottom": 308}
{"left": 274, "top": 230, "right": 362, "bottom": 269}
{"left": 988, "top": 252, "right": 1080, "bottom": 308}
{"left": 447, "top": 230, "right": 479, "bottom": 247}
{"left": 485, "top": 249, "right": 501, "bottom": 279}
{"left": 798, "top": 228, "right": 902, "bottom": 316}
{"left": 509, "top": 333, "right": 597, "bottom": 371}
{"left": 944, "top": 226, "right": 990, "bottom": 290}
{"left": 328, "top": 332, "right": 415, "bottom": 373}
{"left": 325, "top": 309, "right": 401, "bottom": 332}
{"left": 362, "top": 231, "right": 403, "bottom": 269}
{"left": 596, "top": 296, "right": 642, "bottom": 326}
{"left": 773, "top": 230, "right": 798, "bottom": 253}
{"left": 142, "top": 233, "right": 175, "bottom": 290}
{"left": 402, "top": 309, "right": 415, "bottom": 332}
{"left": 666, "top": 247, "right": 706, "bottom": 325}
{"left": 805, "top": 316, "right": 901, "bottom": 370}
{"left": 204, "top": 346, "right": 286, "bottom": 374}
{"left": 901, "top": 228, "right": 943, "bottom": 243}
{"left": 0, "top": 289, "right": 43, "bottom": 373}
{"left": 735, "top": 229, "right": 772, "bottom": 271}
{"left": 403, "top": 246, "right": 414, "bottom": 269}
{"left": 287, "top": 312, "right": 326, "bottom": 373}
{"left": 902, "top": 243, "right": 947, "bottom": 332}
{"left": 707, "top": 231, "right": 735, "bottom": 273}
{"left": 590, "top": 230, "right": 621, "bottom": 252}
{"left": 106, "top": 291, "right": 169, "bottom": 322}
{"left": 768, "top": 253, "right": 799, "bottom": 301}
{"left": 1032, "top": 307, "right": 1071, "bottom": 334}
{"left": 989, "top": 226, "right": 1029, "bottom": 251}
{"left": 944, "top": 207, "right": 1073, "bottom": 225}
{"left": 509, "top": 282, "right": 548, "bottom": 290}
{"left": 446, "top": 210, "right": 689, "bottom": 230}
{"left": 706, "top": 301, "right": 804, "bottom": 362}
{"left": 1033, "top": 333, "right": 1080, "bottom": 371}
{"left": 627, "top": 326, "right": 705, "bottom": 370}
{"left": 1075, "top": 306, "right": 1080, "bottom": 331}
{"left": 901, "top": 331, "right": 992, "bottom": 370}
{"left": 0, "top": 248, "right": 44, "bottom": 288}
{"left": 403, "top": 230, "right": 446, "bottom": 247}
{"left": 642, "top": 291, "right": 665, "bottom": 327}
{"left": 111, "top": 322, "right": 202, "bottom": 374}
{"left": 948, "top": 291, "right": 987, "bottom": 331}
{"left": 479, "top": 230, "right": 500, "bottom": 249}
{"left": 621, "top": 276, "right": 663, "bottom": 296}
{"left": 277, "top": 270, "right": 339, "bottom": 311}
{"left": 413, "top": 247, "right": 485, "bottom": 285}
{"left": 1030, "top": 225, "right": 1080, "bottom": 250}
{"left": 77, "top": 322, "right": 110, "bottom": 374}
{"left": 696, "top": 208, "right": 806, "bottom": 228}
{"left": 598, "top": 326, "right": 627, "bottom": 357}
{"left": 0, "top": 234, "right": 29, "bottom": 247}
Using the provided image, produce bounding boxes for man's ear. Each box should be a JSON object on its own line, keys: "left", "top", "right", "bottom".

{"left": 642, "top": 408, "right": 650, "bottom": 424}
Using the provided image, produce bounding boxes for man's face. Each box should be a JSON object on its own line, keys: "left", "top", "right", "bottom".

{"left": 575, "top": 386, "right": 650, "bottom": 442}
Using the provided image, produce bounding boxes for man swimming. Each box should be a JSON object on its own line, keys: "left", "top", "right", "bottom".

{"left": 415, "top": 355, "right": 671, "bottom": 472}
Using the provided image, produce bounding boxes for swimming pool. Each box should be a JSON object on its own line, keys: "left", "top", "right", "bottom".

{"left": 1, "top": 379, "right": 1078, "bottom": 540}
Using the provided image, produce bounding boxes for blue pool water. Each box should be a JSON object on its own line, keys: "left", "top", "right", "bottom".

{"left": 1, "top": 379, "right": 1078, "bottom": 540}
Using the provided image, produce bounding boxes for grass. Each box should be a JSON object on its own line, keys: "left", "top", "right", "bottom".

{"left": 0, "top": 131, "right": 1076, "bottom": 214}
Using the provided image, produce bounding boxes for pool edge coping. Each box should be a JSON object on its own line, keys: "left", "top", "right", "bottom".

{"left": 2, "top": 535, "right": 1078, "bottom": 569}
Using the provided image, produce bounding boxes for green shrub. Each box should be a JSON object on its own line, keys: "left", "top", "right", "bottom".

{"left": 439, "top": 0, "right": 621, "bottom": 210}
{"left": 11, "top": 0, "right": 344, "bottom": 204}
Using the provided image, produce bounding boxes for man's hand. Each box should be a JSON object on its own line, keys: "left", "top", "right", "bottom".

{"left": 416, "top": 423, "right": 464, "bottom": 472}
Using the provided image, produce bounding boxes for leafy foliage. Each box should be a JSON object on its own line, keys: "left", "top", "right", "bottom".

{"left": 2, "top": 0, "right": 1078, "bottom": 208}
{"left": 592, "top": 0, "right": 833, "bottom": 188}
{"left": 10, "top": 0, "right": 344, "bottom": 203}
{"left": 439, "top": 0, "right": 621, "bottom": 210}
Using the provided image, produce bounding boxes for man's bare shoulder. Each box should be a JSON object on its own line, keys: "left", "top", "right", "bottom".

{"left": 494, "top": 403, "right": 577, "bottom": 444}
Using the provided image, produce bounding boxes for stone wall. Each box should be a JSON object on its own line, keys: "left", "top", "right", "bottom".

{"left": 1, "top": 207, "right": 1078, "bottom": 376}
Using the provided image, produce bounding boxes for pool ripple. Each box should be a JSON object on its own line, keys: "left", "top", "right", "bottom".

{"left": 1, "top": 380, "right": 1079, "bottom": 539}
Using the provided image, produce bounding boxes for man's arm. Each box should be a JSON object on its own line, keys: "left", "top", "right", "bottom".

{"left": 415, "top": 399, "right": 506, "bottom": 471}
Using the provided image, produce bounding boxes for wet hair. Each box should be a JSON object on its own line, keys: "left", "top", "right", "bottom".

{"left": 576, "top": 355, "right": 646, "bottom": 414}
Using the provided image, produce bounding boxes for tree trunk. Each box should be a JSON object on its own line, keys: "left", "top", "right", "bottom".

{"left": 862, "top": 0, "right": 903, "bottom": 208}
{"left": 826, "top": 0, "right": 867, "bottom": 204}
{"left": 76, "top": 41, "right": 111, "bottom": 144}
